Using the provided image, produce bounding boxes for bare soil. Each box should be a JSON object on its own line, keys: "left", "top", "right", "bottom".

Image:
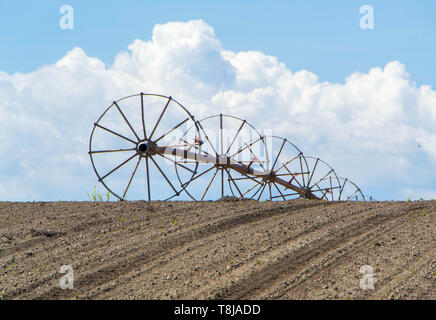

{"left": 0, "top": 199, "right": 434, "bottom": 300}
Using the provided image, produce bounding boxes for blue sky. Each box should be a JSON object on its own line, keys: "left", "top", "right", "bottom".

{"left": 1, "top": 0, "right": 435, "bottom": 86}
{"left": 0, "top": 1, "right": 435, "bottom": 201}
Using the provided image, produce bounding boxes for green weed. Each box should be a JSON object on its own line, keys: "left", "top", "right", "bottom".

{"left": 87, "top": 186, "right": 110, "bottom": 202}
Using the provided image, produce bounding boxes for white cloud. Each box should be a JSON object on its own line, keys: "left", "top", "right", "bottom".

{"left": 0, "top": 19, "right": 435, "bottom": 200}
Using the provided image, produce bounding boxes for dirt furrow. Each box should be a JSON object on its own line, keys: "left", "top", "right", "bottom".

{"left": 26, "top": 201, "right": 327, "bottom": 299}
{"left": 265, "top": 204, "right": 435, "bottom": 299}
{"left": 212, "top": 203, "right": 415, "bottom": 299}
{"left": 261, "top": 206, "right": 423, "bottom": 299}
{"left": 1, "top": 200, "right": 433, "bottom": 300}
{"left": 0, "top": 201, "right": 249, "bottom": 298}
{"left": 95, "top": 202, "right": 373, "bottom": 299}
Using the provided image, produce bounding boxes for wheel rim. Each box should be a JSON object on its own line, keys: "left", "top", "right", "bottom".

{"left": 89, "top": 93, "right": 200, "bottom": 201}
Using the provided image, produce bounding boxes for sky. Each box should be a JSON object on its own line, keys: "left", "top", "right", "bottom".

{"left": 0, "top": 0, "right": 435, "bottom": 201}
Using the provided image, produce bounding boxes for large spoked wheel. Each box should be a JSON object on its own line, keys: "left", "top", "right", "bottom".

{"left": 338, "top": 178, "right": 366, "bottom": 201}
{"left": 89, "top": 93, "right": 200, "bottom": 201}
{"left": 175, "top": 114, "right": 269, "bottom": 201}
{"left": 229, "top": 136, "right": 310, "bottom": 201}
{"left": 303, "top": 156, "right": 341, "bottom": 201}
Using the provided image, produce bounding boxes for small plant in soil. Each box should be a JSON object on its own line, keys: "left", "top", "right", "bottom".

{"left": 87, "top": 186, "right": 110, "bottom": 202}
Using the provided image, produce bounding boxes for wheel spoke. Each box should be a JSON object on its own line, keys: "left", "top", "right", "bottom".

{"left": 226, "top": 168, "right": 243, "bottom": 198}
{"left": 276, "top": 152, "right": 303, "bottom": 173}
{"left": 201, "top": 168, "right": 219, "bottom": 201}
{"left": 184, "top": 165, "right": 215, "bottom": 187}
{"left": 311, "top": 182, "right": 328, "bottom": 200}
{"left": 249, "top": 181, "right": 265, "bottom": 199}
{"left": 89, "top": 148, "right": 136, "bottom": 154}
{"left": 220, "top": 114, "right": 224, "bottom": 156}
{"left": 114, "top": 101, "right": 140, "bottom": 141}
{"left": 307, "top": 158, "right": 320, "bottom": 187}
{"left": 145, "top": 157, "right": 151, "bottom": 201}
{"left": 198, "top": 121, "right": 219, "bottom": 156}
{"left": 157, "top": 153, "right": 195, "bottom": 173}
{"left": 221, "top": 167, "right": 224, "bottom": 198}
{"left": 140, "top": 93, "right": 147, "bottom": 140}
{"left": 247, "top": 144, "right": 266, "bottom": 171}
{"left": 272, "top": 182, "right": 286, "bottom": 200}
{"left": 226, "top": 120, "right": 246, "bottom": 155}
{"left": 346, "top": 188, "right": 360, "bottom": 201}
{"left": 338, "top": 178, "right": 347, "bottom": 200}
{"left": 311, "top": 185, "right": 341, "bottom": 194}
{"left": 94, "top": 123, "right": 137, "bottom": 144}
{"left": 271, "top": 192, "right": 300, "bottom": 199}
{"left": 271, "top": 139, "right": 286, "bottom": 172}
{"left": 230, "top": 136, "right": 263, "bottom": 159}
{"left": 330, "top": 176, "right": 334, "bottom": 201}
{"left": 100, "top": 153, "right": 137, "bottom": 181}
{"left": 149, "top": 96, "right": 172, "bottom": 140}
{"left": 257, "top": 182, "right": 267, "bottom": 201}
{"left": 310, "top": 169, "right": 334, "bottom": 190}
{"left": 181, "top": 138, "right": 213, "bottom": 158}
{"left": 242, "top": 180, "right": 261, "bottom": 197}
{"left": 299, "top": 156, "right": 306, "bottom": 187}
{"left": 275, "top": 172, "right": 307, "bottom": 177}
{"left": 154, "top": 117, "right": 189, "bottom": 144}
{"left": 282, "top": 164, "right": 304, "bottom": 189}
{"left": 149, "top": 156, "right": 179, "bottom": 195}
{"left": 238, "top": 172, "right": 264, "bottom": 185}
{"left": 123, "top": 156, "right": 142, "bottom": 198}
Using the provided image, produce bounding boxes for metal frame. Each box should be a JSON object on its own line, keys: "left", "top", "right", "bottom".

{"left": 89, "top": 93, "right": 367, "bottom": 202}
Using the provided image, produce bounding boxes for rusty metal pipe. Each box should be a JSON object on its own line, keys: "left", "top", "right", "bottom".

{"left": 157, "top": 146, "right": 320, "bottom": 200}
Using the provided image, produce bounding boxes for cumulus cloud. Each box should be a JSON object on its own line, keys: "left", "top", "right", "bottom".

{"left": 0, "top": 19, "right": 435, "bottom": 200}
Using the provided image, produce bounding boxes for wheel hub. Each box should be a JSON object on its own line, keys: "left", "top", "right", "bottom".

{"left": 138, "top": 143, "right": 149, "bottom": 152}
{"left": 137, "top": 141, "right": 156, "bottom": 156}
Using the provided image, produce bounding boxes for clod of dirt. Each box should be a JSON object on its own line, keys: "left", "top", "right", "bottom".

{"left": 30, "top": 229, "right": 66, "bottom": 238}
{"left": 1, "top": 234, "right": 14, "bottom": 241}
{"left": 217, "top": 196, "right": 245, "bottom": 202}
{"left": 24, "top": 251, "right": 34, "bottom": 257}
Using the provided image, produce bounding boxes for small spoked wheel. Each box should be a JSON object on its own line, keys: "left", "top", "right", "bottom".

{"left": 229, "top": 136, "right": 310, "bottom": 201}
{"left": 89, "top": 93, "right": 200, "bottom": 200}
{"left": 175, "top": 114, "right": 269, "bottom": 201}
{"left": 303, "top": 156, "right": 341, "bottom": 201}
{"left": 338, "top": 177, "right": 366, "bottom": 201}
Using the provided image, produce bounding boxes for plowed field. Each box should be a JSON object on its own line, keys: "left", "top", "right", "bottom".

{"left": 0, "top": 199, "right": 434, "bottom": 300}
